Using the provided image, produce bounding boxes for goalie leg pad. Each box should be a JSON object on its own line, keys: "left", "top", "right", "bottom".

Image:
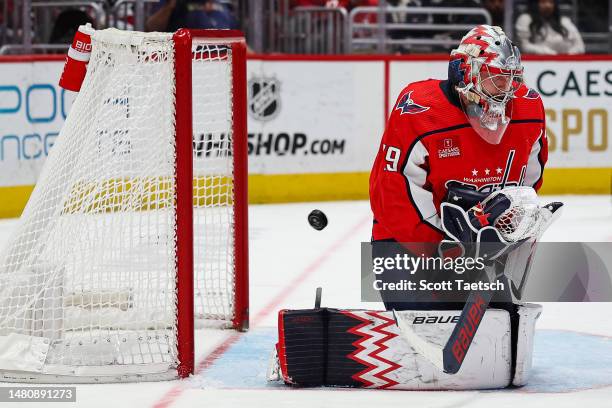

{"left": 276, "top": 309, "right": 326, "bottom": 386}
{"left": 513, "top": 303, "right": 542, "bottom": 386}
{"left": 273, "top": 305, "right": 541, "bottom": 390}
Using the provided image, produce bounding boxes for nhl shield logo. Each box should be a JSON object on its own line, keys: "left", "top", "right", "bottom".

{"left": 248, "top": 77, "right": 281, "bottom": 121}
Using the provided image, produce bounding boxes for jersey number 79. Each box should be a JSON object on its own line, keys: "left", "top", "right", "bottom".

{"left": 383, "top": 144, "right": 401, "bottom": 172}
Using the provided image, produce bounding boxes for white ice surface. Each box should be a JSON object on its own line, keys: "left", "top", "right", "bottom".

{"left": 0, "top": 195, "right": 610, "bottom": 407}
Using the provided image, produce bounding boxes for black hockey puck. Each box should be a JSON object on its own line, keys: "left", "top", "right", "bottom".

{"left": 308, "top": 209, "right": 328, "bottom": 231}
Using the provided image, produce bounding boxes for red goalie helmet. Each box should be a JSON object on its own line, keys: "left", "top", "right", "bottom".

{"left": 449, "top": 25, "right": 524, "bottom": 144}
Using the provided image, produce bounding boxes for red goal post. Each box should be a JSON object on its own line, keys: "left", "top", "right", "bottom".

{"left": 174, "top": 29, "right": 249, "bottom": 378}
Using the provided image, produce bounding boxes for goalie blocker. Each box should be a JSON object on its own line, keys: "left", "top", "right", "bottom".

{"left": 269, "top": 305, "right": 541, "bottom": 390}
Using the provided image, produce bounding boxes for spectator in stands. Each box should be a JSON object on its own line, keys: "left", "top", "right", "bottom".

{"left": 343, "top": 0, "right": 378, "bottom": 42}
{"left": 49, "top": 10, "right": 94, "bottom": 44}
{"left": 482, "top": 0, "right": 504, "bottom": 28}
{"left": 386, "top": 0, "right": 429, "bottom": 42}
{"left": 146, "top": 0, "right": 237, "bottom": 32}
{"left": 352, "top": 0, "right": 378, "bottom": 7}
{"left": 515, "top": 0, "right": 584, "bottom": 54}
{"left": 0, "top": 1, "right": 4, "bottom": 27}
{"left": 291, "top": 0, "right": 380, "bottom": 11}
{"left": 431, "top": 0, "right": 483, "bottom": 46}
{"left": 291, "top": 0, "right": 350, "bottom": 7}
{"left": 435, "top": 0, "right": 479, "bottom": 25}
{"left": 0, "top": 0, "right": 13, "bottom": 45}
{"left": 434, "top": 0, "right": 503, "bottom": 29}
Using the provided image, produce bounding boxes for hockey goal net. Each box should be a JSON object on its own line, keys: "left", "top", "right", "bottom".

{"left": 0, "top": 29, "right": 248, "bottom": 382}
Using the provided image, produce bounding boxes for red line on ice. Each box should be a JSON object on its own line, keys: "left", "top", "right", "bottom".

{"left": 152, "top": 213, "right": 371, "bottom": 408}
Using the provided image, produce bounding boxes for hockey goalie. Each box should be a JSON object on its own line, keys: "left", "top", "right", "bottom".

{"left": 268, "top": 25, "right": 563, "bottom": 390}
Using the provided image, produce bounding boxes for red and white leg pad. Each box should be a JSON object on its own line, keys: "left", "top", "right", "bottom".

{"left": 269, "top": 304, "right": 541, "bottom": 390}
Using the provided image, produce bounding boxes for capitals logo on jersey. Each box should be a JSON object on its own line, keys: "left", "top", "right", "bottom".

{"left": 395, "top": 91, "right": 430, "bottom": 115}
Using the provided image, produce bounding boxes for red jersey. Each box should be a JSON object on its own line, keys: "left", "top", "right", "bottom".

{"left": 369, "top": 79, "right": 548, "bottom": 244}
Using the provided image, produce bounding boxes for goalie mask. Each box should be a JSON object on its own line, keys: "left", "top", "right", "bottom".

{"left": 449, "top": 25, "right": 523, "bottom": 145}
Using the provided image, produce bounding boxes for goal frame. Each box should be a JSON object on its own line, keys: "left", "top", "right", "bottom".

{"left": 174, "top": 28, "right": 249, "bottom": 378}
{"left": 0, "top": 28, "right": 249, "bottom": 383}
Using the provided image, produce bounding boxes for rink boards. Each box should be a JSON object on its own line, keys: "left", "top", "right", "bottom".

{"left": 0, "top": 55, "right": 610, "bottom": 217}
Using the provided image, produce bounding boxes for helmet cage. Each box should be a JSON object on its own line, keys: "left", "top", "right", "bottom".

{"left": 474, "top": 63, "right": 523, "bottom": 105}
{"left": 451, "top": 54, "right": 524, "bottom": 107}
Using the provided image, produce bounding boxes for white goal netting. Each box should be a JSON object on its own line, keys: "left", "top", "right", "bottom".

{"left": 0, "top": 29, "right": 242, "bottom": 382}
